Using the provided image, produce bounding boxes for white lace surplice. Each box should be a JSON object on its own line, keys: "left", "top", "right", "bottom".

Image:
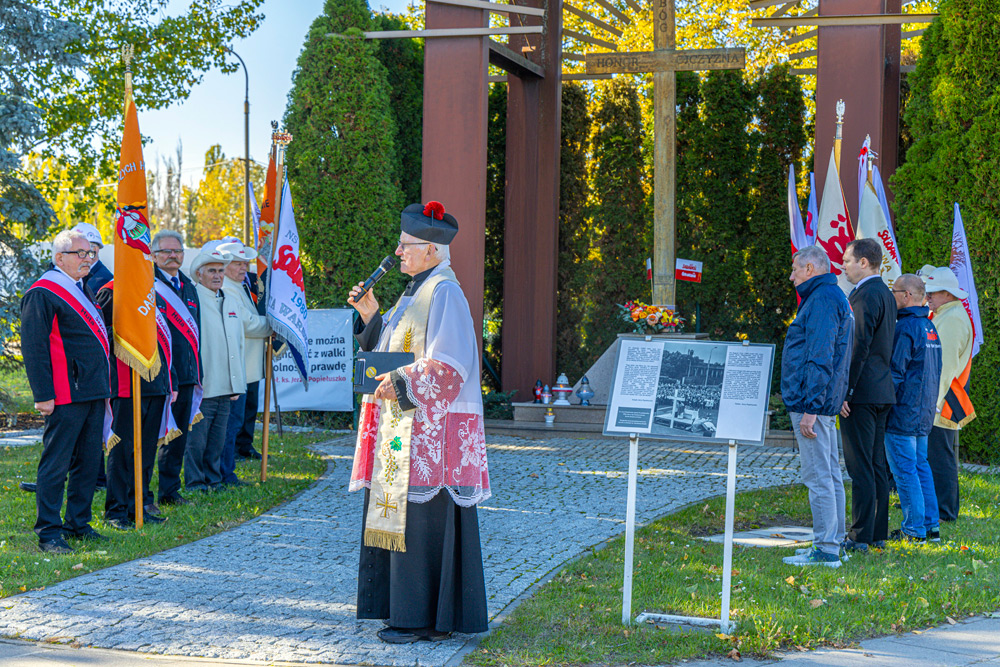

{"left": 349, "top": 262, "right": 491, "bottom": 507}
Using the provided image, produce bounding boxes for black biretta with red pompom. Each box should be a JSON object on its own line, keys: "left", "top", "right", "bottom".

{"left": 400, "top": 201, "right": 459, "bottom": 245}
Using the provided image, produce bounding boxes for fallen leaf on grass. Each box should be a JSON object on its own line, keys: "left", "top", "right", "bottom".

{"left": 972, "top": 559, "right": 987, "bottom": 572}
{"left": 71, "top": 563, "right": 84, "bottom": 570}
{"left": 794, "top": 645, "right": 808, "bottom": 652}
{"left": 916, "top": 597, "right": 929, "bottom": 609}
{"left": 727, "top": 648, "right": 741, "bottom": 661}
{"left": 809, "top": 599, "right": 825, "bottom": 608}
{"left": 785, "top": 576, "right": 795, "bottom": 585}
{"left": 715, "top": 632, "right": 732, "bottom": 641}
{"left": 946, "top": 617, "right": 957, "bottom": 625}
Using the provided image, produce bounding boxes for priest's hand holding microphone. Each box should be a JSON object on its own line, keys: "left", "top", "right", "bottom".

{"left": 348, "top": 256, "right": 398, "bottom": 402}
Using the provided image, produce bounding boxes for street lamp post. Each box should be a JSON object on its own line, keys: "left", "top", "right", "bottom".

{"left": 226, "top": 46, "right": 251, "bottom": 247}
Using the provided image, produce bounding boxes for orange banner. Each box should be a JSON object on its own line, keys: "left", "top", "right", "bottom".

{"left": 257, "top": 150, "right": 277, "bottom": 276}
{"left": 113, "top": 87, "right": 160, "bottom": 381}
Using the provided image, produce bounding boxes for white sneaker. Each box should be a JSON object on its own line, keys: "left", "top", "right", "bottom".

{"left": 782, "top": 548, "right": 842, "bottom": 568}
{"left": 795, "top": 545, "right": 849, "bottom": 562}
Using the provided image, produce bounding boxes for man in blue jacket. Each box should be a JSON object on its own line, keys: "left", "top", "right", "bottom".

{"left": 884, "top": 274, "right": 942, "bottom": 543}
{"left": 781, "top": 246, "right": 854, "bottom": 568}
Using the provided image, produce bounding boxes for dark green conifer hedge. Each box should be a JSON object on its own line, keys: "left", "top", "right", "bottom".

{"left": 891, "top": 0, "right": 1000, "bottom": 463}
{"left": 283, "top": 0, "right": 405, "bottom": 307}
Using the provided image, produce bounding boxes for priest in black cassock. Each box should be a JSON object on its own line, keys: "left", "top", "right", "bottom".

{"left": 348, "top": 201, "right": 491, "bottom": 644}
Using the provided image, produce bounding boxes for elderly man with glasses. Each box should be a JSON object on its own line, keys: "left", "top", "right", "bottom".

{"left": 20, "top": 230, "right": 111, "bottom": 553}
{"left": 884, "top": 274, "right": 942, "bottom": 543}
{"left": 348, "top": 201, "right": 490, "bottom": 644}
{"left": 150, "top": 230, "right": 202, "bottom": 506}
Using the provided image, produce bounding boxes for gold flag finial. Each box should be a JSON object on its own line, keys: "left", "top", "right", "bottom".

{"left": 121, "top": 44, "right": 135, "bottom": 108}
{"left": 120, "top": 44, "right": 134, "bottom": 70}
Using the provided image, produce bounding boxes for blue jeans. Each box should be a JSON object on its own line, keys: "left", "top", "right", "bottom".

{"left": 884, "top": 432, "right": 939, "bottom": 537}
{"left": 915, "top": 434, "right": 940, "bottom": 532}
{"left": 221, "top": 393, "right": 246, "bottom": 485}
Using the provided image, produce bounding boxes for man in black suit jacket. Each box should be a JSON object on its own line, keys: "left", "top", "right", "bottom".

{"left": 21, "top": 230, "right": 111, "bottom": 553}
{"left": 840, "top": 238, "right": 897, "bottom": 551}
{"left": 151, "top": 230, "right": 202, "bottom": 506}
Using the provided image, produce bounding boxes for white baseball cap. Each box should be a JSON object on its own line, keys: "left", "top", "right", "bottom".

{"left": 920, "top": 266, "right": 968, "bottom": 299}
{"left": 72, "top": 222, "right": 104, "bottom": 247}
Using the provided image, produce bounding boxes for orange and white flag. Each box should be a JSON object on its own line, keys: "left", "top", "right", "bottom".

{"left": 112, "top": 66, "right": 159, "bottom": 380}
{"left": 256, "top": 149, "right": 277, "bottom": 277}
{"left": 815, "top": 147, "right": 855, "bottom": 295}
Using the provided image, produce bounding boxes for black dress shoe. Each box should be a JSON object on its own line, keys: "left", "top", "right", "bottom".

{"left": 138, "top": 512, "right": 167, "bottom": 524}
{"left": 377, "top": 627, "right": 422, "bottom": 644}
{"left": 19, "top": 481, "right": 36, "bottom": 493}
{"left": 105, "top": 517, "right": 135, "bottom": 530}
{"left": 144, "top": 503, "right": 162, "bottom": 517}
{"left": 416, "top": 627, "right": 452, "bottom": 642}
{"left": 63, "top": 526, "right": 109, "bottom": 541}
{"left": 239, "top": 448, "right": 263, "bottom": 460}
{"left": 159, "top": 494, "right": 191, "bottom": 506}
{"left": 39, "top": 537, "right": 74, "bottom": 554}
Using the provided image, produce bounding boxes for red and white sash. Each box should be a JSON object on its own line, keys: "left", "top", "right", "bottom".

{"left": 155, "top": 278, "right": 203, "bottom": 427}
{"left": 28, "top": 270, "right": 113, "bottom": 440}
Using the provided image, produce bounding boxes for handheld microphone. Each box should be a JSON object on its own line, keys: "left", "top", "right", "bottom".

{"left": 353, "top": 255, "right": 396, "bottom": 301}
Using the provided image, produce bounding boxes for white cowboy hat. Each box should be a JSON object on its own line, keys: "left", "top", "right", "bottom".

{"left": 920, "top": 266, "right": 968, "bottom": 299}
{"left": 189, "top": 248, "right": 231, "bottom": 276}
{"left": 72, "top": 222, "right": 104, "bottom": 247}
{"left": 217, "top": 240, "right": 259, "bottom": 262}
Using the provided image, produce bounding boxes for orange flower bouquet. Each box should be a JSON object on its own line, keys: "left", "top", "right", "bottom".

{"left": 618, "top": 300, "right": 685, "bottom": 334}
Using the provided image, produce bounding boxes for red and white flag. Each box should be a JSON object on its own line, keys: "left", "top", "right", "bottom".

{"left": 815, "top": 147, "right": 855, "bottom": 294}
{"left": 646, "top": 257, "right": 652, "bottom": 282}
{"left": 950, "top": 203, "right": 983, "bottom": 358}
{"left": 805, "top": 172, "right": 818, "bottom": 247}
{"left": 856, "top": 180, "right": 901, "bottom": 287}
{"left": 857, "top": 135, "right": 871, "bottom": 210}
{"left": 787, "top": 166, "right": 808, "bottom": 253}
{"left": 872, "top": 165, "right": 900, "bottom": 262}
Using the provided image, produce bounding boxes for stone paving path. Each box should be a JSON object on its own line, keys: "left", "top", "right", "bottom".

{"left": 0, "top": 435, "right": 801, "bottom": 665}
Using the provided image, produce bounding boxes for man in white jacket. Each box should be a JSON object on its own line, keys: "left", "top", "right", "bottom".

{"left": 185, "top": 246, "right": 270, "bottom": 492}
{"left": 218, "top": 241, "right": 269, "bottom": 485}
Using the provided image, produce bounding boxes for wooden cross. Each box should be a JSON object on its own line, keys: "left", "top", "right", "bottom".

{"left": 586, "top": 0, "right": 746, "bottom": 308}
{"left": 376, "top": 492, "right": 398, "bottom": 518}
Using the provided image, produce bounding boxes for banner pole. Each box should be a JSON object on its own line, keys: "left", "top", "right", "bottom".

{"left": 260, "top": 123, "right": 291, "bottom": 482}
{"left": 132, "top": 369, "right": 143, "bottom": 529}
{"left": 261, "top": 340, "right": 274, "bottom": 482}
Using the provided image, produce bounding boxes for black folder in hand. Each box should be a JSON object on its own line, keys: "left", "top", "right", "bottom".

{"left": 353, "top": 352, "right": 415, "bottom": 394}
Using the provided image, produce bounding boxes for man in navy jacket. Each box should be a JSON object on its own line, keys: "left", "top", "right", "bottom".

{"left": 781, "top": 245, "right": 854, "bottom": 568}
{"left": 884, "top": 274, "right": 942, "bottom": 542}
{"left": 21, "top": 230, "right": 111, "bottom": 553}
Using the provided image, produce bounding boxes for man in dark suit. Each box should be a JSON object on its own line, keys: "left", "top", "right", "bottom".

{"left": 151, "top": 230, "right": 202, "bottom": 506}
{"left": 21, "top": 229, "right": 111, "bottom": 553}
{"left": 840, "top": 238, "right": 897, "bottom": 552}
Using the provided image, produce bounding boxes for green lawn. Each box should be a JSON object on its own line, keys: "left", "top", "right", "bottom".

{"left": 470, "top": 474, "right": 1000, "bottom": 665}
{"left": 0, "top": 363, "right": 34, "bottom": 416}
{"left": 0, "top": 432, "right": 328, "bottom": 597}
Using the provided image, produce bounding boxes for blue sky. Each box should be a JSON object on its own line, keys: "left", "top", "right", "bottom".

{"left": 141, "top": 0, "right": 411, "bottom": 186}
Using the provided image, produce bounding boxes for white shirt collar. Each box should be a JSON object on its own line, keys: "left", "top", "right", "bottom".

{"left": 853, "top": 274, "right": 881, "bottom": 290}
{"left": 55, "top": 265, "right": 79, "bottom": 284}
